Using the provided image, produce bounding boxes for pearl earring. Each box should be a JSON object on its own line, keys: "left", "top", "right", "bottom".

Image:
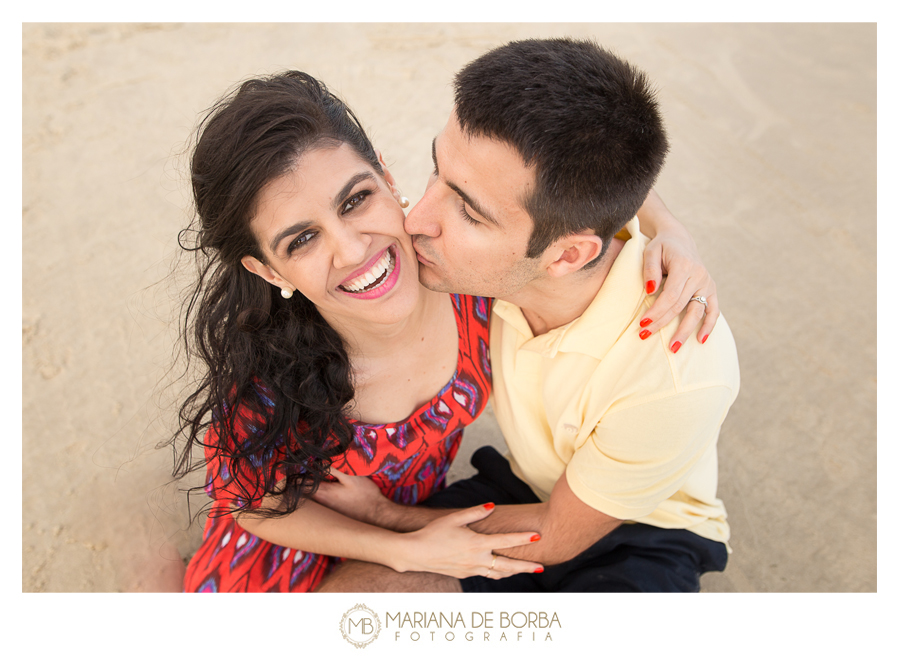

{"left": 393, "top": 185, "right": 410, "bottom": 209}
{"left": 281, "top": 288, "right": 294, "bottom": 299}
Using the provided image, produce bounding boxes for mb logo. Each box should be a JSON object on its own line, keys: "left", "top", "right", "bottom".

{"left": 340, "top": 604, "right": 381, "bottom": 648}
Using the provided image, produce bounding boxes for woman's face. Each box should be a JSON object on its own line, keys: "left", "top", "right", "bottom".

{"left": 241, "top": 144, "right": 422, "bottom": 330}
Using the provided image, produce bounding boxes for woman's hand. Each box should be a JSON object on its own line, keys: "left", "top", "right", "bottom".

{"left": 640, "top": 231, "right": 719, "bottom": 350}
{"left": 636, "top": 190, "right": 719, "bottom": 350}
{"left": 315, "top": 472, "right": 543, "bottom": 579}
{"left": 399, "top": 504, "right": 543, "bottom": 580}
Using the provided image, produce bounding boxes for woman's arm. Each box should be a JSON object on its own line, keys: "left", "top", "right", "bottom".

{"left": 635, "top": 189, "right": 720, "bottom": 350}
{"left": 234, "top": 491, "right": 542, "bottom": 580}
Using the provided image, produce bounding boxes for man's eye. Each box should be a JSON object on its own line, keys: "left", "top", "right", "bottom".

{"left": 342, "top": 190, "right": 371, "bottom": 213}
{"left": 459, "top": 203, "right": 479, "bottom": 226}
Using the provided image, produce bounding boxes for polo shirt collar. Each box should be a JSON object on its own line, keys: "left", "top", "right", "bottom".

{"left": 492, "top": 216, "right": 647, "bottom": 361}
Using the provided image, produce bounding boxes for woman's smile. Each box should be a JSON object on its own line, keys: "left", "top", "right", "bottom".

{"left": 338, "top": 244, "right": 400, "bottom": 298}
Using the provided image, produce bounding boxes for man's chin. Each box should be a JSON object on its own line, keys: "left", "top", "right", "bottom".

{"left": 417, "top": 269, "right": 452, "bottom": 293}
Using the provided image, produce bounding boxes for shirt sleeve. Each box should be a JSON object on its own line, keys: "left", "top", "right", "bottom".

{"left": 565, "top": 385, "right": 735, "bottom": 520}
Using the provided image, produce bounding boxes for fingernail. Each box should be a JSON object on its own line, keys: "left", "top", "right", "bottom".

{"left": 701, "top": 334, "right": 709, "bottom": 344}
{"left": 640, "top": 330, "right": 651, "bottom": 340}
{"left": 534, "top": 567, "right": 544, "bottom": 574}
{"left": 530, "top": 534, "right": 541, "bottom": 542}
{"left": 639, "top": 318, "right": 652, "bottom": 328}
{"left": 671, "top": 341, "right": 682, "bottom": 353}
{"left": 645, "top": 281, "right": 656, "bottom": 294}
{"left": 483, "top": 503, "right": 495, "bottom": 510}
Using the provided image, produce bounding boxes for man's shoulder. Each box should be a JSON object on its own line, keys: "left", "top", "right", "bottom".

{"left": 603, "top": 312, "right": 740, "bottom": 402}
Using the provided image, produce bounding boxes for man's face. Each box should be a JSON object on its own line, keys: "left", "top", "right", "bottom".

{"left": 403, "top": 110, "right": 544, "bottom": 299}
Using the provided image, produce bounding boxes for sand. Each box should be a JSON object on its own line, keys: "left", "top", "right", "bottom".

{"left": 22, "top": 23, "right": 876, "bottom": 594}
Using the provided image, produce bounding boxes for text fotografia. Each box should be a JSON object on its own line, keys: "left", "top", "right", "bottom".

{"left": 386, "top": 611, "right": 561, "bottom": 642}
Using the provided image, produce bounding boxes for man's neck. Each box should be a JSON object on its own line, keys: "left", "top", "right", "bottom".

{"left": 501, "top": 238, "right": 626, "bottom": 336}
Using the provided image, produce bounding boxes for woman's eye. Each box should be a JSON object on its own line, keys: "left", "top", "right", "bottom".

{"left": 288, "top": 231, "right": 316, "bottom": 253}
{"left": 342, "top": 190, "right": 371, "bottom": 214}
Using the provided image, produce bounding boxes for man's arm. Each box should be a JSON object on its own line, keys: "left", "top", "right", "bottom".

{"left": 463, "top": 470, "right": 621, "bottom": 564}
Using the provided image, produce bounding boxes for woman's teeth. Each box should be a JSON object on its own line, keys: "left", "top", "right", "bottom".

{"left": 340, "top": 248, "right": 395, "bottom": 293}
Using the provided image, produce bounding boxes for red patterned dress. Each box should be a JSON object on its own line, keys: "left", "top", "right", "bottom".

{"left": 183, "top": 294, "right": 493, "bottom": 592}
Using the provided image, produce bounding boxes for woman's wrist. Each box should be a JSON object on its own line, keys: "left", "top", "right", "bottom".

{"left": 636, "top": 189, "right": 678, "bottom": 240}
{"left": 381, "top": 530, "right": 422, "bottom": 573}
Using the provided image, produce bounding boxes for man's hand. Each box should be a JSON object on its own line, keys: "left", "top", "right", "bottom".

{"left": 313, "top": 468, "right": 390, "bottom": 526}
{"left": 636, "top": 189, "right": 719, "bottom": 350}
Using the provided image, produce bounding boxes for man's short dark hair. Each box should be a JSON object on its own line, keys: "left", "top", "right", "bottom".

{"left": 454, "top": 38, "right": 669, "bottom": 266}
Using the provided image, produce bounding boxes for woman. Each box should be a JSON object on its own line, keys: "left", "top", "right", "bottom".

{"left": 174, "top": 71, "right": 717, "bottom": 593}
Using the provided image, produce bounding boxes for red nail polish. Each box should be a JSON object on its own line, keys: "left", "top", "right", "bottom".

{"left": 646, "top": 281, "right": 656, "bottom": 294}
{"left": 640, "top": 318, "right": 652, "bottom": 328}
{"left": 671, "top": 341, "right": 682, "bottom": 353}
{"left": 530, "top": 534, "right": 541, "bottom": 543}
{"left": 701, "top": 334, "right": 709, "bottom": 344}
{"left": 534, "top": 567, "right": 544, "bottom": 574}
{"left": 483, "top": 503, "right": 495, "bottom": 510}
{"left": 640, "top": 330, "right": 651, "bottom": 340}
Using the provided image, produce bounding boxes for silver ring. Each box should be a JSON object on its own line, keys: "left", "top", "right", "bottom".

{"left": 690, "top": 295, "right": 708, "bottom": 309}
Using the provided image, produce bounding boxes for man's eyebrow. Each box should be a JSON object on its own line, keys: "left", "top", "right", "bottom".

{"left": 432, "top": 135, "right": 500, "bottom": 228}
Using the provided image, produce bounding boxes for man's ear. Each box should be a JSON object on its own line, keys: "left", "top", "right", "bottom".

{"left": 241, "top": 255, "right": 293, "bottom": 291}
{"left": 544, "top": 232, "right": 604, "bottom": 278}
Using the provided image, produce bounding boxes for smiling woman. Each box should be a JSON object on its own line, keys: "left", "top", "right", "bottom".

{"left": 171, "top": 71, "right": 544, "bottom": 592}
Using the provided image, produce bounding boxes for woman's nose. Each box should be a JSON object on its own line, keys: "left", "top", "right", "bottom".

{"left": 330, "top": 223, "right": 372, "bottom": 270}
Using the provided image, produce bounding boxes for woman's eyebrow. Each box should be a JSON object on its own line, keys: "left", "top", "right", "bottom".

{"left": 270, "top": 220, "right": 313, "bottom": 254}
{"left": 332, "top": 172, "right": 378, "bottom": 211}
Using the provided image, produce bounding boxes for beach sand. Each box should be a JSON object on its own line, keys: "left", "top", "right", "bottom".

{"left": 22, "top": 23, "right": 876, "bottom": 593}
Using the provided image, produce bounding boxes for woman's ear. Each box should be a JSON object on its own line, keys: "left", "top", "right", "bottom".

{"left": 241, "top": 255, "right": 293, "bottom": 291}
{"left": 376, "top": 149, "right": 402, "bottom": 200}
{"left": 544, "top": 232, "right": 604, "bottom": 278}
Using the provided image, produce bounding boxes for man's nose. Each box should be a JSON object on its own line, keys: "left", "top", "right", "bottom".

{"left": 404, "top": 181, "right": 442, "bottom": 239}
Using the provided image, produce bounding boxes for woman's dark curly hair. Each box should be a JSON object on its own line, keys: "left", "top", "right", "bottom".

{"left": 172, "top": 71, "right": 383, "bottom": 518}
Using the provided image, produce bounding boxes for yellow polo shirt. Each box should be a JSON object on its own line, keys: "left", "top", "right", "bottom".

{"left": 489, "top": 216, "right": 740, "bottom": 544}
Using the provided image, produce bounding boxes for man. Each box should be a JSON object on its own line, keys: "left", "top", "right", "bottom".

{"left": 318, "top": 38, "right": 739, "bottom": 592}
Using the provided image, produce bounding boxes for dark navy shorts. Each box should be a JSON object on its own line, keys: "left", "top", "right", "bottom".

{"left": 424, "top": 446, "right": 728, "bottom": 593}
